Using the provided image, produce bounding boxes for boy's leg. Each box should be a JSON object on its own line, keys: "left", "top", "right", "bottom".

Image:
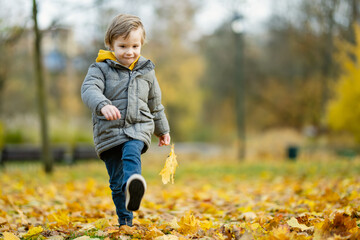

{"left": 120, "top": 140, "right": 146, "bottom": 211}
{"left": 102, "top": 145, "right": 133, "bottom": 226}
{"left": 121, "top": 139, "right": 144, "bottom": 189}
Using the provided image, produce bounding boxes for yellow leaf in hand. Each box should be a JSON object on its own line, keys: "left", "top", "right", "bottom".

{"left": 159, "top": 144, "right": 178, "bottom": 184}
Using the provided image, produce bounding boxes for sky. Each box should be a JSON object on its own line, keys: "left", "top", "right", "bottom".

{"left": 35, "top": 0, "right": 273, "bottom": 38}
{"left": 2, "top": 0, "right": 274, "bottom": 43}
{"left": 195, "top": 0, "right": 273, "bottom": 35}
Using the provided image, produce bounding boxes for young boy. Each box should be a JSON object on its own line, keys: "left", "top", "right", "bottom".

{"left": 81, "top": 14, "right": 170, "bottom": 227}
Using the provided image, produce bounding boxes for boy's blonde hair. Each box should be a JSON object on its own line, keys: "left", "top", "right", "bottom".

{"left": 105, "top": 14, "right": 146, "bottom": 49}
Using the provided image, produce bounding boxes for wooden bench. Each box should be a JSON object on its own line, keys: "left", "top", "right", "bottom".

{"left": 0, "top": 145, "right": 66, "bottom": 165}
{"left": 72, "top": 145, "right": 98, "bottom": 161}
{"left": 0, "top": 144, "right": 98, "bottom": 166}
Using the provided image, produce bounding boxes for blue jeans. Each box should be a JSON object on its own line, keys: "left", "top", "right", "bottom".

{"left": 101, "top": 140, "right": 144, "bottom": 226}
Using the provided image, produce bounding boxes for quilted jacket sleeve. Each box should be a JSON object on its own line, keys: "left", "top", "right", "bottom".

{"left": 148, "top": 70, "right": 170, "bottom": 137}
{"left": 81, "top": 63, "right": 111, "bottom": 116}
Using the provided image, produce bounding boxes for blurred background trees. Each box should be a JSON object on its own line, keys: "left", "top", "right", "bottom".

{"left": 327, "top": 25, "right": 360, "bottom": 142}
{"left": 1, "top": 0, "right": 360, "bottom": 156}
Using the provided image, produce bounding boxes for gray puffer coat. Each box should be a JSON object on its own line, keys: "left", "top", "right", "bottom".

{"left": 81, "top": 56, "right": 170, "bottom": 157}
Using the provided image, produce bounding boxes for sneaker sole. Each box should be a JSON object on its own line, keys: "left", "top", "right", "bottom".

{"left": 126, "top": 177, "right": 145, "bottom": 211}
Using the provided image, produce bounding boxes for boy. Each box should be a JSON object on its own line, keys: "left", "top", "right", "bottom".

{"left": 81, "top": 14, "right": 170, "bottom": 227}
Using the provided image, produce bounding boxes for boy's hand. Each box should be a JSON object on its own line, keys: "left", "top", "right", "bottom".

{"left": 101, "top": 105, "right": 121, "bottom": 120}
{"left": 158, "top": 133, "right": 170, "bottom": 146}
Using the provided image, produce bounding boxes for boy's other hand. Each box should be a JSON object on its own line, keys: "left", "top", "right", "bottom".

{"left": 158, "top": 133, "right": 170, "bottom": 146}
{"left": 101, "top": 105, "right": 121, "bottom": 120}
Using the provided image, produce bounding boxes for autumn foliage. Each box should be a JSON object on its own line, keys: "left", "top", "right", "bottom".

{"left": 1, "top": 159, "right": 360, "bottom": 239}
{"left": 328, "top": 25, "right": 360, "bottom": 142}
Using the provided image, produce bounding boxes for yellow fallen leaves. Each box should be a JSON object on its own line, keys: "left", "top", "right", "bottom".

{"left": 93, "top": 218, "right": 110, "bottom": 230}
{"left": 1, "top": 161, "right": 360, "bottom": 239}
{"left": 286, "top": 217, "right": 314, "bottom": 231}
{"left": 178, "top": 211, "right": 200, "bottom": 234}
{"left": 2, "top": 232, "right": 20, "bottom": 240}
{"left": 47, "top": 210, "right": 70, "bottom": 228}
{"left": 159, "top": 144, "right": 178, "bottom": 184}
{"left": 22, "top": 226, "right": 44, "bottom": 239}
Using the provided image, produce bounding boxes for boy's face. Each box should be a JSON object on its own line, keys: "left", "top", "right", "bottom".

{"left": 111, "top": 28, "right": 143, "bottom": 67}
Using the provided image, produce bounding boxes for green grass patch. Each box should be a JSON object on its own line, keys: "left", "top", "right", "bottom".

{"left": 2, "top": 157, "right": 359, "bottom": 184}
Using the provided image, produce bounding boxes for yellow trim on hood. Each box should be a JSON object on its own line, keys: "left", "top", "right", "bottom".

{"left": 128, "top": 56, "right": 140, "bottom": 70}
{"left": 96, "top": 50, "right": 118, "bottom": 63}
{"left": 96, "top": 49, "right": 140, "bottom": 70}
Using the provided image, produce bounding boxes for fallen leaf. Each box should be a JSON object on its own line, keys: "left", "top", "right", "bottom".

{"left": 73, "top": 236, "right": 91, "bottom": 240}
{"left": 241, "top": 212, "right": 257, "bottom": 221}
{"left": 22, "top": 226, "right": 44, "bottom": 239}
{"left": 144, "top": 226, "right": 164, "bottom": 239}
{"left": 107, "top": 227, "right": 120, "bottom": 233}
{"left": 286, "top": 217, "right": 314, "bottom": 231}
{"left": 170, "top": 217, "right": 180, "bottom": 229}
{"left": 6, "top": 196, "right": 28, "bottom": 225}
{"left": 159, "top": 144, "right": 178, "bottom": 184}
{"left": 0, "top": 217, "right": 8, "bottom": 225}
{"left": 46, "top": 236, "right": 64, "bottom": 240}
{"left": 270, "top": 225, "right": 291, "bottom": 239}
{"left": 200, "top": 220, "right": 213, "bottom": 231}
{"left": 155, "top": 235, "right": 179, "bottom": 240}
{"left": 178, "top": 211, "right": 200, "bottom": 235}
{"left": 3, "top": 232, "right": 20, "bottom": 240}
{"left": 93, "top": 218, "right": 110, "bottom": 230}
{"left": 47, "top": 210, "right": 70, "bottom": 227}
{"left": 119, "top": 225, "right": 137, "bottom": 235}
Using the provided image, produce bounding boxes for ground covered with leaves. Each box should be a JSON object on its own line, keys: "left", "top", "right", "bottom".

{"left": 1, "top": 157, "right": 360, "bottom": 239}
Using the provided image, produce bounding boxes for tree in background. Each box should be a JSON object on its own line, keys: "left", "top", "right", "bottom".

{"left": 145, "top": 0, "right": 205, "bottom": 142}
{"left": 3, "top": 0, "right": 360, "bottom": 148}
{"left": 198, "top": 0, "right": 360, "bottom": 142}
{"left": 0, "top": 8, "right": 25, "bottom": 116}
{"left": 327, "top": 25, "right": 360, "bottom": 142}
{"left": 198, "top": 21, "right": 238, "bottom": 142}
{"left": 33, "top": 0, "right": 53, "bottom": 173}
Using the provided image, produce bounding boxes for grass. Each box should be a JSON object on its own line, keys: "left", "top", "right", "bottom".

{"left": 2, "top": 156, "right": 360, "bottom": 183}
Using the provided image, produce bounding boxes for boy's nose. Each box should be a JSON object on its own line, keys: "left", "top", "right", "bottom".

{"left": 125, "top": 49, "right": 133, "bottom": 55}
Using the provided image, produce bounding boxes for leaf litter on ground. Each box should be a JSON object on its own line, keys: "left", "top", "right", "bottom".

{"left": 1, "top": 159, "right": 360, "bottom": 239}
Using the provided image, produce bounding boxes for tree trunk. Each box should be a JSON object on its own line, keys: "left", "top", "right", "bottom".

{"left": 33, "top": 0, "right": 53, "bottom": 173}
{"left": 320, "top": 0, "right": 338, "bottom": 131}
{"left": 349, "top": 0, "right": 359, "bottom": 43}
{"left": 233, "top": 30, "right": 246, "bottom": 160}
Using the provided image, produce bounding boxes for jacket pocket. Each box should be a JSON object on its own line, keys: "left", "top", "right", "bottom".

{"left": 96, "top": 116, "right": 121, "bottom": 141}
{"left": 139, "top": 110, "right": 155, "bottom": 134}
{"left": 140, "top": 110, "right": 155, "bottom": 120}
{"left": 96, "top": 108, "right": 125, "bottom": 127}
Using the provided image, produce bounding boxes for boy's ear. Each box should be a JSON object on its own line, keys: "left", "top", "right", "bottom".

{"left": 106, "top": 43, "right": 113, "bottom": 51}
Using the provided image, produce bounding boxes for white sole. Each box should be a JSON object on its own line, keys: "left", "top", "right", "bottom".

{"left": 125, "top": 174, "right": 146, "bottom": 211}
